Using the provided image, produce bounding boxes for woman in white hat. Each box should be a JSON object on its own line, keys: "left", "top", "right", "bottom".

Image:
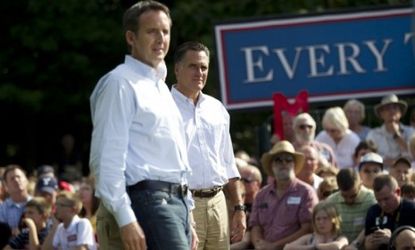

{"left": 366, "top": 94, "right": 414, "bottom": 167}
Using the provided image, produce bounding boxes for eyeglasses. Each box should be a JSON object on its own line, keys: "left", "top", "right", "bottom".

{"left": 299, "top": 124, "right": 313, "bottom": 130}
{"left": 273, "top": 155, "right": 295, "bottom": 164}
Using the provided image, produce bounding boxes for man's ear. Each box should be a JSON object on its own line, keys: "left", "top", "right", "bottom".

{"left": 395, "top": 187, "right": 401, "bottom": 197}
{"left": 125, "top": 30, "right": 136, "bottom": 47}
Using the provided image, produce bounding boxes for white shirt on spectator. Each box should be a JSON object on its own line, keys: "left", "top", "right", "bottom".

{"left": 53, "top": 215, "right": 96, "bottom": 250}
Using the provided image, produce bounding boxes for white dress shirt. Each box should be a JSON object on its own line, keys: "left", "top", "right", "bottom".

{"left": 171, "top": 86, "right": 239, "bottom": 189}
{"left": 316, "top": 129, "right": 360, "bottom": 169}
{"left": 90, "top": 56, "right": 191, "bottom": 227}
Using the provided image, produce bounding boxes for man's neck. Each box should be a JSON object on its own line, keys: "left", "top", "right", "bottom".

{"left": 276, "top": 178, "right": 292, "bottom": 192}
{"left": 10, "top": 192, "right": 29, "bottom": 203}
{"left": 175, "top": 84, "right": 200, "bottom": 105}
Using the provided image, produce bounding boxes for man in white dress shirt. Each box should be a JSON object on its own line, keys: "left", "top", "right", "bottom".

{"left": 171, "top": 41, "right": 246, "bottom": 250}
{"left": 89, "top": 1, "right": 196, "bottom": 250}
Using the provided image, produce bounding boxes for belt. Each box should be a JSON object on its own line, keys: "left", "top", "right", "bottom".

{"left": 127, "top": 180, "right": 188, "bottom": 197}
{"left": 191, "top": 186, "right": 223, "bottom": 198}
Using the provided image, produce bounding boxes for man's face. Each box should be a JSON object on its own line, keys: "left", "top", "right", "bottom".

{"left": 359, "top": 163, "right": 382, "bottom": 189}
{"left": 390, "top": 163, "right": 412, "bottom": 187}
{"left": 240, "top": 169, "right": 260, "bottom": 203}
{"left": 175, "top": 50, "right": 209, "bottom": 98}
{"left": 379, "top": 103, "right": 402, "bottom": 123}
{"left": 127, "top": 10, "right": 171, "bottom": 68}
{"left": 375, "top": 185, "right": 400, "bottom": 214}
{"left": 295, "top": 122, "right": 314, "bottom": 143}
{"left": 4, "top": 169, "right": 28, "bottom": 195}
{"left": 298, "top": 147, "right": 319, "bottom": 178}
{"left": 340, "top": 186, "right": 359, "bottom": 205}
{"left": 271, "top": 153, "right": 295, "bottom": 181}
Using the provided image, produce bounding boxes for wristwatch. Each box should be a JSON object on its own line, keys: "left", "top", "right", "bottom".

{"left": 234, "top": 204, "right": 247, "bottom": 212}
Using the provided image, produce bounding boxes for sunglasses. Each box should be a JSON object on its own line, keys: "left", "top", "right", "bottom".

{"left": 299, "top": 124, "right": 313, "bottom": 130}
{"left": 273, "top": 155, "right": 295, "bottom": 164}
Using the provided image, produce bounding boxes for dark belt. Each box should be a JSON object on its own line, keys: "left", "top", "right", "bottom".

{"left": 127, "top": 180, "right": 188, "bottom": 197}
{"left": 191, "top": 186, "right": 223, "bottom": 198}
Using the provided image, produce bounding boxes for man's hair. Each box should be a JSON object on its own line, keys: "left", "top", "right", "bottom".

{"left": 174, "top": 41, "right": 210, "bottom": 64}
{"left": 336, "top": 168, "right": 360, "bottom": 191}
{"left": 57, "top": 191, "right": 83, "bottom": 214}
{"left": 401, "top": 183, "right": 415, "bottom": 196}
{"left": 3, "top": 164, "right": 26, "bottom": 183}
{"left": 122, "top": 0, "right": 171, "bottom": 34}
{"left": 353, "top": 140, "right": 378, "bottom": 158}
{"left": 26, "top": 197, "right": 52, "bottom": 216}
{"left": 373, "top": 174, "right": 398, "bottom": 193}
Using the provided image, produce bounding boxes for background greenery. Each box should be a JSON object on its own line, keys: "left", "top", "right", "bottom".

{"left": 0, "top": 0, "right": 412, "bottom": 174}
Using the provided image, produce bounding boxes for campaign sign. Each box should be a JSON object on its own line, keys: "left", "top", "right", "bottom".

{"left": 214, "top": 7, "right": 415, "bottom": 110}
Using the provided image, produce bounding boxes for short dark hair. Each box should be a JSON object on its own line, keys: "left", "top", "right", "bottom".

{"left": 336, "top": 168, "right": 360, "bottom": 191}
{"left": 401, "top": 182, "right": 415, "bottom": 196}
{"left": 353, "top": 140, "right": 377, "bottom": 158}
{"left": 174, "top": 41, "right": 210, "bottom": 64}
{"left": 122, "top": 0, "right": 171, "bottom": 34}
{"left": 3, "top": 164, "right": 26, "bottom": 183}
{"left": 373, "top": 174, "right": 398, "bottom": 193}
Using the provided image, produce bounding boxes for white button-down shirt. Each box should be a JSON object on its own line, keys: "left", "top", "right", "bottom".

{"left": 171, "top": 86, "right": 239, "bottom": 189}
{"left": 90, "top": 56, "right": 191, "bottom": 227}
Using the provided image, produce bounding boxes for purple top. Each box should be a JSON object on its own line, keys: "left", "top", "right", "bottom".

{"left": 249, "top": 178, "right": 318, "bottom": 242}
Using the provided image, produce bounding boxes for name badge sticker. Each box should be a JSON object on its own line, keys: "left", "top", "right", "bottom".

{"left": 287, "top": 196, "right": 301, "bottom": 205}
{"left": 353, "top": 217, "right": 364, "bottom": 226}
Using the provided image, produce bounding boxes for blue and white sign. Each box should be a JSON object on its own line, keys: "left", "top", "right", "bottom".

{"left": 215, "top": 7, "right": 415, "bottom": 110}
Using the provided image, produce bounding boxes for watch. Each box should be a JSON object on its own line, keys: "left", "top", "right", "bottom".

{"left": 234, "top": 204, "right": 247, "bottom": 212}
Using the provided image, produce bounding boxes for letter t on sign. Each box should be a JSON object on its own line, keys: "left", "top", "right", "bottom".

{"left": 272, "top": 91, "right": 309, "bottom": 141}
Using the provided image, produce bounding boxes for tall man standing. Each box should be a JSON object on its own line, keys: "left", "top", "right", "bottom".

{"left": 171, "top": 41, "right": 246, "bottom": 250}
{"left": 89, "top": 1, "right": 196, "bottom": 250}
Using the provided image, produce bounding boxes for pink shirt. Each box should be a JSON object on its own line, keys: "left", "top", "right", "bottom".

{"left": 249, "top": 178, "right": 318, "bottom": 242}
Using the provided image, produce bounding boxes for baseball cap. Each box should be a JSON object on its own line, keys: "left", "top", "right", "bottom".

{"left": 359, "top": 152, "right": 384, "bottom": 171}
{"left": 36, "top": 176, "right": 58, "bottom": 195}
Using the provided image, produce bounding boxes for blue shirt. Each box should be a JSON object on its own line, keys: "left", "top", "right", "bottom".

{"left": 0, "top": 197, "right": 31, "bottom": 230}
{"left": 90, "top": 56, "right": 191, "bottom": 227}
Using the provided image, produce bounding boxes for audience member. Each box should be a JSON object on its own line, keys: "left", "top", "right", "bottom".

{"left": 326, "top": 168, "right": 376, "bottom": 249}
{"left": 401, "top": 183, "right": 415, "bottom": 202}
{"left": 0, "top": 166, "right": 7, "bottom": 203}
{"left": 55, "top": 133, "right": 83, "bottom": 182}
{"left": 389, "top": 225, "right": 415, "bottom": 250}
{"left": 250, "top": 140, "right": 318, "bottom": 250}
{"left": 0, "top": 165, "right": 31, "bottom": 236}
{"left": 4, "top": 197, "right": 51, "bottom": 250}
{"left": 315, "top": 165, "right": 338, "bottom": 179}
{"left": 317, "top": 177, "right": 338, "bottom": 200}
{"left": 231, "top": 165, "right": 262, "bottom": 250}
{"left": 42, "top": 191, "right": 96, "bottom": 250}
{"left": 284, "top": 201, "right": 348, "bottom": 250}
{"left": 364, "top": 174, "right": 415, "bottom": 250}
{"left": 367, "top": 94, "right": 414, "bottom": 167}
{"left": 316, "top": 107, "right": 360, "bottom": 169}
{"left": 390, "top": 156, "right": 412, "bottom": 187}
{"left": 343, "top": 99, "right": 371, "bottom": 141}
{"left": 0, "top": 221, "right": 12, "bottom": 249}
{"left": 358, "top": 152, "right": 384, "bottom": 190}
{"left": 36, "top": 165, "right": 55, "bottom": 179}
{"left": 35, "top": 176, "right": 59, "bottom": 207}
{"left": 292, "top": 112, "right": 337, "bottom": 167}
{"left": 409, "top": 134, "right": 415, "bottom": 168}
{"left": 352, "top": 140, "right": 378, "bottom": 169}
{"left": 78, "top": 176, "right": 100, "bottom": 233}
{"left": 296, "top": 145, "right": 323, "bottom": 190}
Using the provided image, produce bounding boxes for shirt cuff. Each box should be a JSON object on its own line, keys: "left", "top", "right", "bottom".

{"left": 114, "top": 205, "right": 137, "bottom": 227}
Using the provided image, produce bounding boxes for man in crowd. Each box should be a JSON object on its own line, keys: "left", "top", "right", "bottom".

{"left": 389, "top": 226, "right": 415, "bottom": 250}
{"left": 358, "top": 152, "right": 384, "bottom": 190}
{"left": 364, "top": 174, "right": 415, "bottom": 250}
{"left": 250, "top": 140, "right": 318, "bottom": 250}
{"left": 389, "top": 156, "right": 412, "bottom": 187}
{"left": 171, "top": 41, "right": 245, "bottom": 250}
{"left": 296, "top": 145, "right": 323, "bottom": 190}
{"left": 0, "top": 165, "right": 31, "bottom": 236}
{"left": 89, "top": 1, "right": 196, "bottom": 250}
{"left": 326, "top": 168, "right": 376, "bottom": 249}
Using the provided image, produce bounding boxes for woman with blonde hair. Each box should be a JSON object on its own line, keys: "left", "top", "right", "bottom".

{"left": 284, "top": 201, "right": 348, "bottom": 250}
{"left": 316, "top": 107, "right": 360, "bottom": 169}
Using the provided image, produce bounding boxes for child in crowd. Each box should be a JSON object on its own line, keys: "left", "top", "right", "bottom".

{"left": 5, "top": 197, "right": 51, "bottom": 249}
{"left": 42, "top": 191, "right": 96, "bottom": 250}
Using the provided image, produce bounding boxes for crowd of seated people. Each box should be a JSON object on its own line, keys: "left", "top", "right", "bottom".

{"left": 1, "top": 93, "right": 414, "bottom": 250}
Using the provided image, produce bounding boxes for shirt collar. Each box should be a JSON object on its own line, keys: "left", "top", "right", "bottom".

{"left": 171, "top": 84, "right": 206, "bottom": 106}
{"left": 124, "top": 55, "right": 167, "bottom": 82}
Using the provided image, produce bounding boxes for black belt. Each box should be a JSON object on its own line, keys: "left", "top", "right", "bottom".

{"left": 191, "top": 186, "right": 223, "bottom": 198}
{"left": 127, "top": 180, "right": 188, "bottom": 197}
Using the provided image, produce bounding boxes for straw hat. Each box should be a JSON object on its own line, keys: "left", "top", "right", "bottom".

{"left": 374, "top": 94, "right": 407, "bottom": 118}
{"left": 261, "top": 140, "right": 304, "bottom": 176}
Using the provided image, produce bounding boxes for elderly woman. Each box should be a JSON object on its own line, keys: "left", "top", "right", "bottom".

{"left": 292, "top": 112, "right": 337, "bottom": 168}
{"left": 316, "top": 107, "right": 360, "bottom": 169}
{"left": 284, "top": 201, "right": 348, "bottom": 250}
{"left": 343, "top": 99, "right": 371, "bottom": 141}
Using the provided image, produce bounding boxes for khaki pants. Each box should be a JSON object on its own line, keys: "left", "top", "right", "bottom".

{"left": 193, "top": 191, "right": 229, "bottom": 250}
{"left": 96, "top": 203, "right": 124, "bottom": 250}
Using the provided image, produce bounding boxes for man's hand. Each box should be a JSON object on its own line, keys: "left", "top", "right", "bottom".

{"left": 190, "top": 225, "right": 199, "bottom": 250}
{"left": 367, "top": 228, "right": 391, "bottom": 247}
{"left": 120, "top": 222, "right": 146, "bottom": 250}
{"left": 231, "top": 210, "right": 246, "bottom": 243}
